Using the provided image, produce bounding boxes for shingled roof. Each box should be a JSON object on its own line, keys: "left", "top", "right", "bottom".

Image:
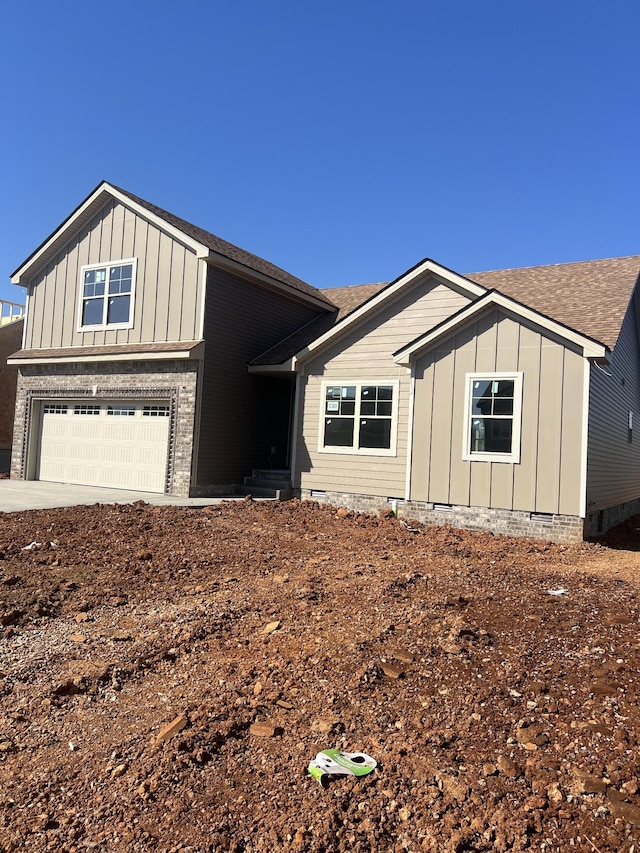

{"left": 466, "top": 256, "right": 640, "bottom": 351}
{"left": 111, "top": 185, "right": 335, "bottom": 308}
{"left": 251, "top": 256, "right": 640, "bottom": 366}
{"left": 249, "top": 283, "right": 389, "bottom": 367}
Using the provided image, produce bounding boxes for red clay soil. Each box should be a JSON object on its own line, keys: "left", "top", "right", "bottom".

{"left": 1, "top": 498, "right": 640, "bottom": 852}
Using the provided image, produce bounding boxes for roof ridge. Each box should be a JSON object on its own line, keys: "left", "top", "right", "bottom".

{"left": 320, "top": 281, "right": 390, "bottom": 292}
{"left": 467, "top": 255, "right": 640, "bottom": 276}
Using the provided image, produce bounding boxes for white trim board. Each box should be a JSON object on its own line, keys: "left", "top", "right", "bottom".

{"left": 394, "top": 290, "right": 609, "bottom": 365}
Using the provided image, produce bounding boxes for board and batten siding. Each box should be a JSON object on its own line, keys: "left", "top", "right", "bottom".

{"left": 586, "top": 298, "right": 640, "bottom": 511}
{"left": 296, "top": 275, "right": 472, "bottom": 498}
{"left": 195, "top": 268, "right": 324, "bottom": 487}
{"left": 24, "top": 200, "right": 204, "bottom": 349}
{"left": 410, "top": 310, "right": 585, "bottom": 516}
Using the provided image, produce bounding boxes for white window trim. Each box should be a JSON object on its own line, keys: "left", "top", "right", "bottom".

{"left": 318, "top": 379, "right": 400, "bottom": 457}
{"left": 77, "top": 258, "right": 137, "bottom": 332}
{"left": 462, "top": 372, "right": 523, "bottom": 464}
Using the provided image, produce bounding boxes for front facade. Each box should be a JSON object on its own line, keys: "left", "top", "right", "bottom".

{"left": 8, "top": 182, "right": 332, "bottom": 497}
{"left": 7, "top": 182, "right": 640, "bottom": 541}
{"left": 278, "top": 263, "right": 616, "bottom": 542}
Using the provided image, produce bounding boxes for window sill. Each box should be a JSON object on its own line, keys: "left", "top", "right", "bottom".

{"left": 77, "top": 321, "right": 134, "bottom": 333}
{"left": 463, "top": 452, "right": 520, "bottom": 464}
{"left": 319, "top": 446, "right": 397, "bottom": 458}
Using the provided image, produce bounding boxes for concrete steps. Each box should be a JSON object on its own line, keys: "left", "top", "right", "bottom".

{"left": 235, "top": 470, "right": 293, "bottom": 500}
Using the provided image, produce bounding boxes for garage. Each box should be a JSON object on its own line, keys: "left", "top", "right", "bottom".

{"left": 36, "top": 401, "right": 171, "bottom": 493}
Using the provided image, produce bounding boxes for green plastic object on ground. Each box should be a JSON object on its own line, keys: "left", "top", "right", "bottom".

{"left": 308, "top": 749, "right": 377, "bottom": 785}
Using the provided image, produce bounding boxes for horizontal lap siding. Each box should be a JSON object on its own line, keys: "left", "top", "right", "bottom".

{"left": 299, "top": 372, "right": 410, "bottom": 497}
{"left": 297, "top": 276, "right": 471, "bottom": 498}
{"left": 196, "top": 269, "right": 323, "bottom": 486}
{"left": 587, "top": 302, "right": 640, "bottom": 510}
{"left": 25, "top": 201, "right": 203, "bottom": 349}
{"left": 411, "top": 311, "right": 584, "bottom": 516}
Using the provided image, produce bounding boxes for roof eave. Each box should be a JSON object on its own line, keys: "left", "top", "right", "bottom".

{"left": 393, "top": 291, "right": 609, "bottom": 366}
{"left": 7, "top": 341, "right": 205, "bottom": 366}
{"left": 10, "top": 182, "right": 210, "bottom": 286}
{"left": 292, "top": 258, "right": 487, "bottom": 365}
{"left": 205, "top": 253, "right": 335, "bottom": 311}
{"left": 247, "top": 357, "right": 297, "bottom": 375}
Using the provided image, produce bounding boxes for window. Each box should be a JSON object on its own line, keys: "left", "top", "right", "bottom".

{"left": 43, "top": 404, "right": 68, "bottom": 415}
{"left": 463, "top": 373, "right": 523, "bottom": 463}
{"left": 74, "top": 404, "right": 100, "bottom": 415}
{"left": 107, "top": 405, "right": 135, "bottom": 417}
{"left": 143, "top": 405, "right": 170, "bottom": 417}
{"left": 79, "top": 260, "right": 136, "bottom": 329}
{"left": 320, "top": 381, "right": 398, "bottom": 455}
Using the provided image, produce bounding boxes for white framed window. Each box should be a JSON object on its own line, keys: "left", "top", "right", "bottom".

{"left": 462, "top": 372, "right": 523, "bottom": 464}
{"left": 78, "top": 259, "right": 136, "bottom": 330}
{"left": 319, "top": 380, "right": 399, "bottom": 456}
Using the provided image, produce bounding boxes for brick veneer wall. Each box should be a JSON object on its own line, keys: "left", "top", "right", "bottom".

{"left": 298, "top": 488, "right": 585, "bottom": 543}
{"left": 584, "top": 496, "right": 640, "bottom": 539}
{"left": 11, "top": 360, "right": 199, "bottom": 497}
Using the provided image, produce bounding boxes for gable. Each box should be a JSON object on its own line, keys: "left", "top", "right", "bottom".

{"left": 394, "top": 290, "right": 608, "bottom": 366}
{"left": 467, "top": 256, "right": 640, "bottom": 350}
{"left": 23, "top": 198, "right": 206, "bottom": 350}
{"left": 410, "top": 308, "right": 586, "bottom": 517}
{"left": 302, "top": 272, "right": 475, "bottom": 375}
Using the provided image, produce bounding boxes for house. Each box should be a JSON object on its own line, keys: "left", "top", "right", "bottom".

{"left": 250, "top": 256, "right": 640, "bottom": 541}
{"left": 7, "top": 181, "right": 640, "bottom": 541}
{"left": 8, "top": 182, "right": 334, "bottom": 496}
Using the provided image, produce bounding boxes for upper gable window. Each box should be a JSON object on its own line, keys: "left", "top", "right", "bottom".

{"left": 462, "top": 372, "right": 523, "bottom": 464}
{"left": 79, "top": 260, "right": 136, "bottom": 330}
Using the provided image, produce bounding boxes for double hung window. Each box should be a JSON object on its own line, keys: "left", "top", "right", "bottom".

{"left": 463, "top": 372, "right": 523, "bottom": 463}
{"left": 79, "top": 260, "right": 136, "bottom": 329}
{"left": 321, "top": 381, "right": 398, "bottom": 455}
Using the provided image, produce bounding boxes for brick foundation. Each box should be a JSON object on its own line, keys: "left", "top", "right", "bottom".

{"left": 11, "top": 361, "right": 199, "bottom": 497}
{"left": 298, "top": 489, "right": 585, "bottom": 543}
{"left": 584, "top": 496, "right": 640, "bottom": 538}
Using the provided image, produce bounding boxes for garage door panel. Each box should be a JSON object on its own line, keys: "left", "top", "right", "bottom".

{"left": 37, "top": 401, "right": 170, "bottom": 493}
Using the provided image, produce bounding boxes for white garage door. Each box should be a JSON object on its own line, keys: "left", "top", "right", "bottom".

{"left": 37, "top": 401, "right": 171, "bottom": 493}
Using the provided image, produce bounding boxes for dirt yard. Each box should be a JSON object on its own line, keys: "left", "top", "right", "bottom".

{"left": 1, "top": 498, "right": 640, "bottom": 852}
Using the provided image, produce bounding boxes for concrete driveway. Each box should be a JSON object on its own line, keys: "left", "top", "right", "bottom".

{"left": 0, "top": 480, "right": 233, "bottom": 512}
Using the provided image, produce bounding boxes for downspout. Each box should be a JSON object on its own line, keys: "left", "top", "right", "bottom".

{"left": 579, "top": 358, "right": 591, "bottom": 520}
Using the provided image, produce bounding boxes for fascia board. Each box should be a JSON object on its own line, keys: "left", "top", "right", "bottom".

{"left": 11, "top": 183, "right": 209, "bottom": 285}
{"left": 106, "top": 186, "right": 210, "bottom": 257}
{"left": 393, "top": 291, "right": 608, "bottom": 365}
{"left": 247, "top": 359, "right": 296, "bottom": 374}
{"left": 294, "top": 258, "right": 486, "bottom": 363}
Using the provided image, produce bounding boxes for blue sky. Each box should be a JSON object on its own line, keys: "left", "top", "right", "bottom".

{"left": 1, "top": 1, "right": 638, "bottom": 306}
